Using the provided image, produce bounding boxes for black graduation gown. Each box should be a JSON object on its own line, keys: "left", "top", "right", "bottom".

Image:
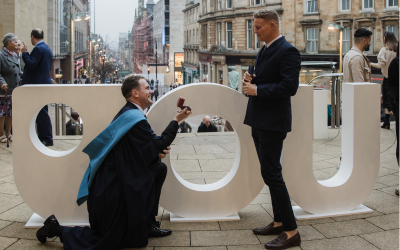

{"left": 62, "top": 102, "right": 179, "bottom": 250}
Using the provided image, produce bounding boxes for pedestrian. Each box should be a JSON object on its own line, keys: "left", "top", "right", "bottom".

{"left": 0, "top": 33, "right": 23, "bottom": 143}
{"left": 66, "top": 112, "right": 82, "bottom": 135}
{"left": 36, "top": 76, "right": 192, "bottom": 249}
{"left": 21, "top": 28, "right": 54, "bottom": 147}
{"left": 179, "top": 120, "right": 192, "bottom": 133}
{"left": 154, "top": 87, "right": 159, "bottom": 102}
{"left": 386, "top": 46, "right": 399, "bottom": 195}
{"left": 371, "top": 31, "right": 398, "bottom": 129}
{"left": 242, "top": 9, "right": 301, "bottom": 249}
{"left": 197, "top": 116, "right": 217, "bottom": 132}
{"left": 85, "top": 78, "right": 90, "bottom": 84}
{"left": 343, "top": 28, "right": 373, "bottom": 83}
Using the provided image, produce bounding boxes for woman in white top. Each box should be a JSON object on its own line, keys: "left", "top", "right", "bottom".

{"left": 371, "top": 32, "right": 398, "bottom": 129}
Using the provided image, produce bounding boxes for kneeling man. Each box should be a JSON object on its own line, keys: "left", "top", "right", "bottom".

{"left": 36, "top": 76, "right": 191, "bottom": 249}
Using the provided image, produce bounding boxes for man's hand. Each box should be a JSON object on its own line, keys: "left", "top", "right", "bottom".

{"left": 1, "top": 84, "right": 8, "bottom": 91}
{"left": 242, "top": 71, "right": 257, "bottom": 96}
{"left": 174, "top": 108, "right": 192, "bottom": 123}
{"left": 21, "top": 42, "right": 28, "bottom": 53}
{"left": 159, "top": 146, "right": 171, "bottom": 159}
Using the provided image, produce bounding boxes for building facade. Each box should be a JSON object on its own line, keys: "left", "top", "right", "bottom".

{"left": 182, "top": 0, "right": 201, "bottom": 84}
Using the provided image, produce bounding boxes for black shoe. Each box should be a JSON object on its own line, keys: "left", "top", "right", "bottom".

{"left": 42, "top": 141, "right": 54, "bottom": 147}
{"left": 36, "top": 215, "right": 60, "bottom": 243}
{"left": 148, "top": 221, "right": 172, "bottom": 237}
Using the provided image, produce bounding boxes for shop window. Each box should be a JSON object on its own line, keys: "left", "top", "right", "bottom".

{"left": 307, "top": 28, "right": 318, "bottom": 53}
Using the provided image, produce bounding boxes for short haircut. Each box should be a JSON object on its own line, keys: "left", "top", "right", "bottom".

{"left": 354, "top": 28, "right": 373, "bottom": 44}
{"left": 121, "top": 75, "right": 145, "bottom": 98}
{"left": 71, "top": 112, "right": 79, "bottom": 121}
{"left": 31, "top": 28, "right": 44, "bottom": 39}
{"left": 2, "top": 33, "right": 18, "bottom": 47}
{"left": 253, "top": 9, "right": 279, "bottom": 24}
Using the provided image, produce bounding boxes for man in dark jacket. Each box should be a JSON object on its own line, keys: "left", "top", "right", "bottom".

{"left": 21, "top": 28, "right": 54, "bottom": 146}
{"left": 36, "top": 76, "right": 192, "bottom": 249}
{"left": 197, "top": 116, "right": 217, "bottom": 132}
{"left": 242, "top": 10, "right": 301, "bottom": 249}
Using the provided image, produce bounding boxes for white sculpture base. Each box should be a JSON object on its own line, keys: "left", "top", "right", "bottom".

{"left": 293, "top": 204, "right": 373, "bottom": 220}
{"left": 169, "top": 212, "right": 240, "bottom": 222}
{"left": 25, "top": 213, "right": 90, "bottom": 228}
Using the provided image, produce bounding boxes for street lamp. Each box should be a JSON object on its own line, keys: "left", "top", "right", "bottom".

{"left": 327, "top": 22, "right": 344, "bottom": 73}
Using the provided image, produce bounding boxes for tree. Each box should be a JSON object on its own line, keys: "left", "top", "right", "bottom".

{"left": 94, "top": 62, "right": 115, "bottom": 83}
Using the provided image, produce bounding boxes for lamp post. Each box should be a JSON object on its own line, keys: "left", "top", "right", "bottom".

{"left": 328, "top": 21, "right": 344, "bottom": 73}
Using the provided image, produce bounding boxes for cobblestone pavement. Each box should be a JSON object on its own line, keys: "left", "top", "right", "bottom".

{"left": 0, "top": 122, "right": 398, "bottom": 249}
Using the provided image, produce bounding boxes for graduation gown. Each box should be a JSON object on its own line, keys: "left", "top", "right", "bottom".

{"left": 63, "top": 102, "right": 179, "bottom": 250}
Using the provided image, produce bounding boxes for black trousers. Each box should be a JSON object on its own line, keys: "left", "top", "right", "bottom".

{"left": 252, "top": 128, "right": 297, "bottom": 231}
{"left": 150, "top": 162, "right": 167, "bottom": 220}
{"left": 36, "top": 105, "right": 53, "bottom": 143}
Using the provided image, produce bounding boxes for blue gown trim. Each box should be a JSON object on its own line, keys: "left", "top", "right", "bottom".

{"left": 77, "top": 109, "right": 146, "bottom": 206}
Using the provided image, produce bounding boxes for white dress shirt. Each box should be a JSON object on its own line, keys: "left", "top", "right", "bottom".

{"left": 35, "top": 40, "right": 44, "bottom": 47}
{"left": 131, "top": 102, "right": 147, "bottom": 116}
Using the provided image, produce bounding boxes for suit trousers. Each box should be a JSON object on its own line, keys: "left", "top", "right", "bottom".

{"left": 252, "top": 128, "right": 297, "bottom": 231}
{"left": 150, "top": 162, "right": 167, "bottom": 220}
{"left": 36, "top": 105, "right": 53, "bottom": 143}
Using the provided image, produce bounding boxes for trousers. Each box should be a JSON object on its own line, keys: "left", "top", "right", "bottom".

{"left": 36, "top": 105, "right": 53, "bottom": 143}
{"left": 252, "top": 128, "right": 297, "bottom": 231}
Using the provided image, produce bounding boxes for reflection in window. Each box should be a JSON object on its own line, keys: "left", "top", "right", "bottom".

{"left": 307, "top": 28, "right": 318, "bottom": 53}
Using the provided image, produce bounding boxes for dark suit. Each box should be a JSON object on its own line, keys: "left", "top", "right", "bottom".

{"left": 21, "top": 41, "right": 53, "bottom": 143}
{"left": 197, "top": 122, "right": 218, "bottom": 132}
{"left": 245, "top": 36, "right": 301, "bottom": 231}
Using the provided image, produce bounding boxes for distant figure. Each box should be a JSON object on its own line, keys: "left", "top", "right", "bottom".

{"left": 66, "top": 112, "right": 82, "bottom": 135}
{"left": 197, "top": 116, "right": 218, "bottom": 132}
{"left": 21, "top": 28, "right": 53, "bottom": 147}
{"left": 85, "top": 78, "right": 90, "bottom": 84}
{"left": 154, "top": 87, "right": 159, "bottom": 102}
{"left": 179, "top": 120, "right": 192, "bottom": 133}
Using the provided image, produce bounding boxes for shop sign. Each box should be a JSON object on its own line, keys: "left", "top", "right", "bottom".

{"left": 226, "top": 56, "right": 256, "bottom": 66}
{"left": 199, "top": 54, "right": 212, "bottom": 63}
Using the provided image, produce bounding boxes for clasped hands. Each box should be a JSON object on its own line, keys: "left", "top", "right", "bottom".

{"left": 242, "top": 71, "right": 257, "bottom": 96}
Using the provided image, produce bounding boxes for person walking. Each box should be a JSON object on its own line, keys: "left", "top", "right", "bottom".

{"left": 371, "top": 32, "right": 398, "bottom": 129}
{"left": 242, "top": 9, "right": 301, "bottom": 249}
{"left": 343, "top": 28, "right": 373, "bottom": 83}
{"left": 21, "top": 28, "right": 54, "bottom": 147}
{"left": 0, "top": 33, "right": 23, "bottom": 143}
{"left": 154, "top": 87, "right": 159, "bottom": 102}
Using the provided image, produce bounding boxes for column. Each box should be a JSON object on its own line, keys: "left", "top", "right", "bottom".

{"left": 199, "top": 63, "right": 204, "bottom": 82}
{"left": 223, "top": 64, "right": 229, "bottom": 86}
{"left": 236, "top": 64, "right": 243, "bottom": 92}
{"left": 207, "top": 62, "right": 212, "bottom": 82}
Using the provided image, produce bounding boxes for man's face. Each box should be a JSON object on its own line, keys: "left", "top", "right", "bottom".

{"left": 363, "top": 36, "right": 372, "bottom": 52}
{"left": 136, "top": 79, "right": 154, "bottom": 108}
{"left": 254, "top": 18, "right": 273, "bottom": 43}
{"left": 204, "top": 117, "right": 211, "bottom": 127}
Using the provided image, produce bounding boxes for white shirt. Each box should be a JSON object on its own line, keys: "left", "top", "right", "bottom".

{"left": 131, "top": 102, "right": 147, "bottom": 116}
{"left": 35, "top": 40, "right": 44, "bottom": 47}
{"left": 255, "top": 34, "right": 283, "bottom": 96}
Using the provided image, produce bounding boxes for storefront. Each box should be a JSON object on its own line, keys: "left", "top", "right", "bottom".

{"left": 174, "top": 52, "right": 184, "bottom": 85}
{"left": 184, "top": 66, "right": 199, "bottom": 84}
{"left": 198, "top": 54, "right": 211, "bottom": 82}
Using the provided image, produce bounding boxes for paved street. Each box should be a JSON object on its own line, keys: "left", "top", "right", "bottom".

{"left": 0, "top": 123, "right": 398, "bottom": 249}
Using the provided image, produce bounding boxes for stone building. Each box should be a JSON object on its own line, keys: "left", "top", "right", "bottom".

{"left": 198, "top": 0, "right": 399, "bottom": 87}
{"left": 0, "top": 0, "right": 48, "bottom": 51}
{"left": 182, "top": 0, "right": 201, "bottom": 84}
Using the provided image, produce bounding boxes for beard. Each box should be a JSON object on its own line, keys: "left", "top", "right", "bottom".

{"left": 364, "top": 44, "right": 370, "bottom": 52}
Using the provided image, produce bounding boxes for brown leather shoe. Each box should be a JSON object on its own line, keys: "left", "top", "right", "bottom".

{"left": 264, "top": 231, "right": 301, "bottom": 249}
{"left": 253, "top": 222, "right": 284, "bottom": 235}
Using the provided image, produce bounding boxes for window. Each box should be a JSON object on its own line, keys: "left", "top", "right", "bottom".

{"left": 226, "top": 22, "right": 232, "bottom": 49}
{"left": 363, "top": 0, "right": 373, "bottom": 9}
{"left": 196, "top": 29, "right": 199, "bottom": 42}
{"left": 247, "top": 20, "right": 252, "bottom": 49}
{"left": 255, "top": 34, "right": 261, "bottom": 49}
{"left": 255, "top": 0, "right": 261, "bottom": 4}
{"left": 340, "top": 0, "right": 350, "bottom": 11}
{"left": 307, "top": 0, "right": 318, "bottom": 12}
{"left": 226, "top": 0, "right": 232, "bottom": 8}
{"left": 202, "top": 0, "right": 207, "bottom": 14}
{"left": 306, "top": 28, "right": 318, "bottom": 53}
{"left": 343, "top": 27, "right": 350, "bottom": 54}
{"left": 218, "top": 0, "right": 222, "bottom": 10}
{"left": 218, "top": 23, "right": 222, "bottom": 45}
{"left": 387, "top": 0, "right": 398, "bottom": 7}
{"left": 386, "top": 26, "right": 399, "bottom": 39}
{"left": 189, "top": 30, "right": 191, "bottom": 43}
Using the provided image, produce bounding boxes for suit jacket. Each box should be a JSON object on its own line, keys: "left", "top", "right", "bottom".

{"left": 0, "top": 48, "right": 23, "bottom": 95}
{"left": 21, "top": 41, "right": 53, "bottom": 85}
{"left": 244, "top": 36, "right": 301, "bottom": 132}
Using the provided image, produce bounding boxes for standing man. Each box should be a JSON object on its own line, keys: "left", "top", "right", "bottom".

{"left": 343, "top": 28, "right": 373, "bottom": 83}
{"left": 21, "top": 28, "right": 54, "bottom": 146}
{"left": 197, "top": 116, "right": 218, "bottom": 132}
{"left": 242, "top": 10, "right": 301, "bottom": 249}
{"left": 154, "top": 87, "right": 159, "bottom": 102}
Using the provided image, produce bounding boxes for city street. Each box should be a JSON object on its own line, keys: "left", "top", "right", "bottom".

{"left": 0, "top": 123, "right": 397, "bottom": 249}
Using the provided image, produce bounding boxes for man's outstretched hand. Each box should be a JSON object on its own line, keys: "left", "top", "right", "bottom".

{"left": 174, "top": 108, "right": 192, "bottom": 123}
{"left": 159, "top": 146, "right": 171, "bottom": 159}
